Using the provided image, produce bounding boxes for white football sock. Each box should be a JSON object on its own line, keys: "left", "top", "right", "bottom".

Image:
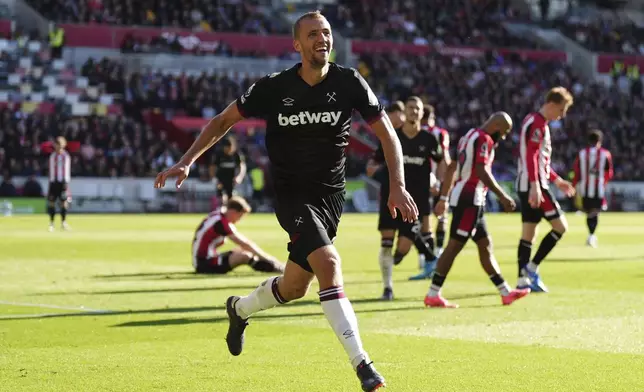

{"left": 235, "top": 276, "right": 286, "bottom": 319}
{"left": 526, "top": 261, "right": 539, "bottom": 273}
{"left": 319, "top": 286, "right": 370, "bottom": 369}
{"left": 378, "top": 248, "right": 394, "bottom": 290}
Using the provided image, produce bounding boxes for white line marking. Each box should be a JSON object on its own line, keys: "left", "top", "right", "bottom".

{"left": 0, "top": 311, "right": 114, "bottom": 320}
{"left": 0, "top": 300, "right": 108, "bottom": 313}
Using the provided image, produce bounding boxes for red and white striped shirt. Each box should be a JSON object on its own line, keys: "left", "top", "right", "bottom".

{"left": 573, "top": 146, "right": 613, "bottom": 198}
{"left": 516, "top": 112, "right": 559, "bottom": 192}
{"left": 425, "top": 125, "right": 450, "bottom": 177}
{"left": 450, "top": 128, "right": 495, "bottom": 207}
{"left": 192, "top": 211, "right": 235, "bottom": 265}
{"left": 49, "top": 151, "right": 71, "bottom": 183}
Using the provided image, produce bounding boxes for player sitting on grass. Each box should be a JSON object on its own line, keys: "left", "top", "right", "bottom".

{"left": 424, "top": 112, "right": 531, "bottom": 308}
{"left": 193, "top": 196, "right": 285, "bottom": 275}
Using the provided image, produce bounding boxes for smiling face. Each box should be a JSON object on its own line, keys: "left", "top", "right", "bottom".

{"left": 293, "top": 14, "right": 333, "bottom": 69}
{"left": 405, "top": 97, "right": 423, "bottom": 124}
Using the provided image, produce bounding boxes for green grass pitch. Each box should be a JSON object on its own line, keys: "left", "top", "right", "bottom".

{"left": 1, "top": 213, "right": 643, "bottom": 391}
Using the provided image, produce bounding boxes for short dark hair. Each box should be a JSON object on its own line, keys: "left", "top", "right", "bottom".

{"left": 422, "top": 104, "right": 434, "bottom": 122}
{"left": 588, "top": 129, "right": 603, "bottom": 145}
{"left": 292, "top": 10, "right": 325, "bottom": 39}
{"left": 227, "top": 196, "right": 252, "bottom": 213}
{"left": 545, "top": 86, "right": 574, "bottom": 107}
{"left": 387, "top": 101, "right": 404, "bottom": 113}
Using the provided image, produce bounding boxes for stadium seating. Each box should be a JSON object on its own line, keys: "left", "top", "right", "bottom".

{"left": 333, "top": 0, "right": 539, "bottom": 48}
{"left": 557, "top": 9, "right": 644, "bottom": 54}
{"left": 26, "top": 0, "right": 288, "bottom": 34}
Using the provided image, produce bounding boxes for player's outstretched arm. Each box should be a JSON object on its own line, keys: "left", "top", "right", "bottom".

{"left": 370, "top": 116, "right": 418, "bottom": 222}
{"left": 154, "top": 102, "right": 244, "bottom": 189}
{"left": 228, "top": 230, "right": 278, "bottom": 263}
{"left": 474, "top": 163, "right": 515, "bottom": 212}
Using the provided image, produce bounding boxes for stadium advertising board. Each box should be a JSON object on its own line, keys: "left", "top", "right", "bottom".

{"left": 596, "top": 54, "right": 644, "bottom": 74}
{"left": 351, "top": 39, "right": 568, "bottom": 61}
{"left": 60, "top": 24, "right": 294, "bottom": 56}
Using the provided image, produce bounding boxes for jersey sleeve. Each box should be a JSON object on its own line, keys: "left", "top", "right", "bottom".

{"left": 236, "top": 75, "right": 271, "bottom": 119}
{"left": 475, "top": 135, "right": 494, "bottom": 165}
{"left": 428, "top": 134, "right": 444, "bottom": 163}
{"left": 525, "top": 122, "right": 544, "bottom": 183}
{"left": 440, "top": 129, "right": 450, "bottom": 151}
{"left": 572, "top": 154, "right": 580, "bottom": 187}
{"left": 604, "top": 150, "right": 614, "bottom": 182}
{"left": 350, "top": 68, "right": 384, "bottom": 124}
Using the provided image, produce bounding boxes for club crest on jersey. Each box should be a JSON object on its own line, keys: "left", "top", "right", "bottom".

{"left": 531, "top": 128, "right": 542, "bottom": 142}
{"left": 278, "top": 111, "right": 342, "bottom": 127}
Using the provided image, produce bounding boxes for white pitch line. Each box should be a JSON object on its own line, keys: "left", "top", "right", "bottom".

{"left": 0, "top": 300, "right": 109, "bottom": 313}
{"left": 0, "top": 310, "right": 114, "bottom": 320}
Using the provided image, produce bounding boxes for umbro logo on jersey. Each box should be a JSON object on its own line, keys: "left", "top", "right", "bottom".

{"left": 282, "top": 97, "right": 294, "bottom": 106}
{"left": 278, "top": 111, "right": 342, "bottom": 127}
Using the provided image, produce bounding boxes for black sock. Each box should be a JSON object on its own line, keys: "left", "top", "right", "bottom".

{"left": 393, "top": 250, "right": 406, "bottom": 265}
{"left": 587, "top": 216, "right": 598, "bottom": 235}
{"left": 436, "top": 229, "right": 445, "bottom": 249}
{"left": 429, "top": 272, "right": 446, "bottom": 293}
{"left": 414, "top": 232, "right": 435, "bottom": 260}
{"left": 61, "top": 207, "right": 67, "bottom": 222}
{"left": 517, "top": 239, "right": 532, "bottom": 277}
{"left": 422, "top": 232, "right": 435, "bottom": 251}
{"left": 48, "top": 206, "right": 55, "bottom": 223}
{"left": 249, "top": 257, "right": 282, "bottom": 273}
{"left": 532, "top": 230, "right": 563, "bottom": 265}
{"left": 489, "top": 273, "right": 510, "bottom": 295}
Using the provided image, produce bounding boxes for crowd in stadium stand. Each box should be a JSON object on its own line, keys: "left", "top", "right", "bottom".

{"left": 558, "top": 11, "right": 644, "bottom": 55}
{"left": 2, "top": 16, "right": 644, "bottom": 198}
{"left": 329, "top": 0, "right": 537, "bottom": 48}
{"left": 27, "top": 0, "right": 287, "bottom": 34}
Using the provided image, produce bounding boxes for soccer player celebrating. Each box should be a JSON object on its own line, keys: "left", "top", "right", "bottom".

{"left": 516, "top": 87, "right": 576, "bottom": 293}
{"left": 424, "top": 112, "right": 531, "bottom": 308}
{"left": 424, "top": 105, "right": 451, "bottom": 259}
{"left": 366, "top": 96, "right": 443, "bottom": 300}
{"left": 47, "top": 136, "right": 72, "bottom": 231}
{"left": 193, "top": 196, "right": 285, "bottom": 275}
{"left": 572, "top": 130, "right": 613, "bottom": 248}
{"left": 213, "top": 136, "right": 246, "bottom": 204}
{"left": 154, "top": 11, "right": 418, "bottom": 391}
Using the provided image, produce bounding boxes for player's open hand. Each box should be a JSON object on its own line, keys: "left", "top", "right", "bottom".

{"left": 388, "top": 186, "right": 419, "bottom": 222}
{"left": 154, "top": 162, "right": 191, "bottom": 189}
{"left": 528, "top": 186, "right": 543, "bottom": 208}
{"left": 557, "top": 180, "right": 576, "bottom": 197}
{"left": 499, "top": 194, "right": 516, "bottom": 212}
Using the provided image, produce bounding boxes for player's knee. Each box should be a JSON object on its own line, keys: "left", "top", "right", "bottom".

{"left": 553, "top": 219, "right": 568, "bottom": 235}
{"left": 476, "top": 237, "right": 493, "bottom": 255}
{"left": 280, "top": 280, "right": 311, "bottom": 301}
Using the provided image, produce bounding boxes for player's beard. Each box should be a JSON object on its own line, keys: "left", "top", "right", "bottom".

{"left": 309, "top": 51, "right": 328, "bottom": 69}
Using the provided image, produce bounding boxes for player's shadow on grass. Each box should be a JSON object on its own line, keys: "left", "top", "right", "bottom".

{"left": 36, "top": 284, "right": 265, "bottom": 296}
{"left": 93, "top": 271, "right": 264, "bottom": 280}
{"left": 113, "top": 304, "right": 424, "bottom": 328}
{"left": 545, "top": 255, "right": 644, "bottom": 263}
